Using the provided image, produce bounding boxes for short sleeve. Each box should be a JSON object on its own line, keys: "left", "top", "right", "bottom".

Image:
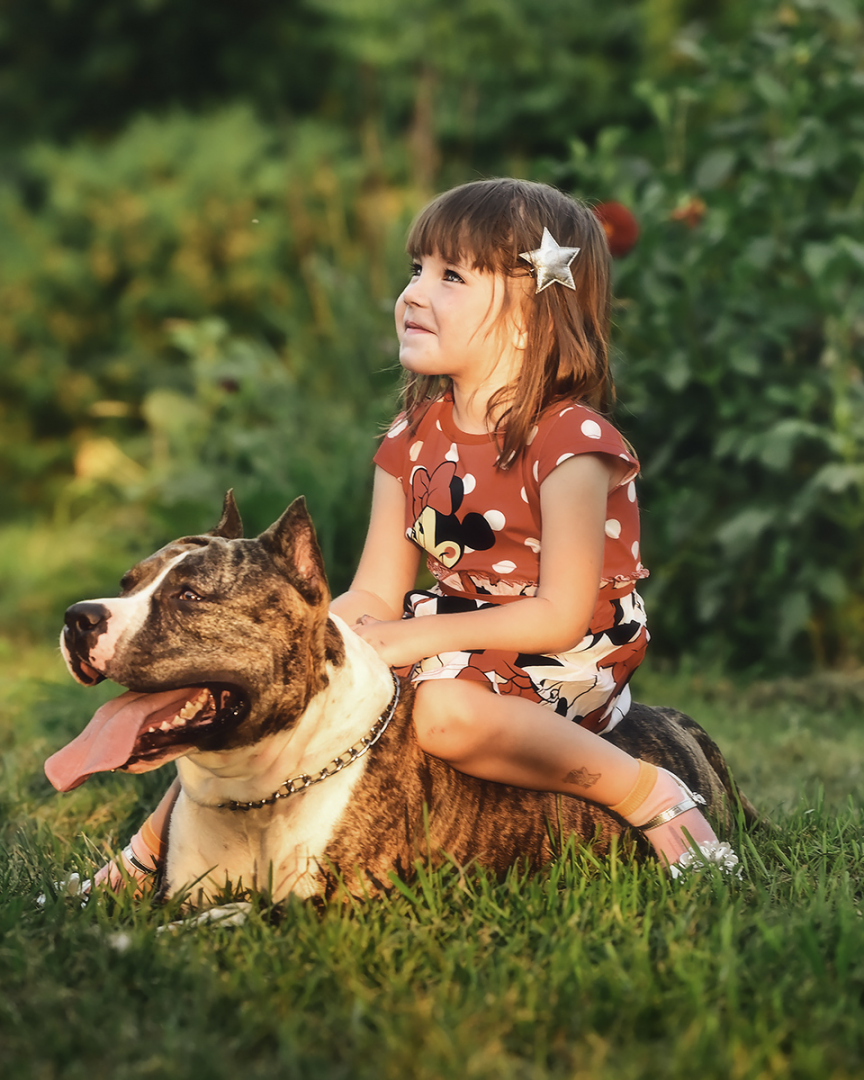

{"left": 373, "top": 413, "right": 411, "bottom": 482}
{"left": 531, "top": 405, "right": 638, "bottom": 489}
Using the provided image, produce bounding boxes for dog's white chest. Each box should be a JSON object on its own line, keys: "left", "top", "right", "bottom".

{"left": 163, "top": 618, "right": 395, "bottom": 904}
{"left": 165, "top": 763, "right": 367, "bottom": 902}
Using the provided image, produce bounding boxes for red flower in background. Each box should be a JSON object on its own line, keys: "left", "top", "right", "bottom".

{"left": 592, "top": 202, "right": 640, "bottom": 257}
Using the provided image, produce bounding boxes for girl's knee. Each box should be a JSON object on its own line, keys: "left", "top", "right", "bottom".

{"left": 412, "top": 679, "right": 490, "bottom": 763}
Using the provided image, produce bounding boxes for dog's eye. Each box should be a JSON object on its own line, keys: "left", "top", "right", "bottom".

{"left": 177, "top": 587, "right": 205, "bottom": 602}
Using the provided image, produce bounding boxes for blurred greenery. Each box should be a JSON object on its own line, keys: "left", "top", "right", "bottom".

{"left": 0, "top": 0, "right": 862, "bottom": 672}
{"left": 560, "top": 0, "right": 864, "bottom": 667}
{"left": 0, "top": 0, "right": 752, "bottom": 166}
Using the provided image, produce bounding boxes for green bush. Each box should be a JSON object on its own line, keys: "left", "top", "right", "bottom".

{"left": 1, "top": 0, "right": 746, "bottom": 163}
{"left": 561, "top": 0, "right": 864, "bottom": 669}
{"left": 0, "top": 108, "right": 405, "bottom": 585}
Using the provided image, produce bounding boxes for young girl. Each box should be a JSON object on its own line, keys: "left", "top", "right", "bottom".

{"left": 330, "top": 177, "right": 728, "bottom": 874}
{"left": 103, "top": 178, "right": 731, "bottom": 889}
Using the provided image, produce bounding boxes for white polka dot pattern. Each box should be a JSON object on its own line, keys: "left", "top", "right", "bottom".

{"left": 581, "top": 419, "right": 602, "bottom": 440}
{"left": 373, "top": 397, "right": 646, "bottom": 611}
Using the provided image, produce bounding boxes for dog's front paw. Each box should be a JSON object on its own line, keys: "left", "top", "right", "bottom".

{"left": 156, "top": 901, "right": 253, "bottom": 934}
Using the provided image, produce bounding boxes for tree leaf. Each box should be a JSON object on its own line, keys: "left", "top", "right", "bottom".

{"left": 695, "top": 148, "right": 736, "bottom": 190}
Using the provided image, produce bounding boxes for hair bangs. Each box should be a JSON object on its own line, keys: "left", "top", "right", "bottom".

{"left": 406, "top": 182, "right": 524, "bottom": 275}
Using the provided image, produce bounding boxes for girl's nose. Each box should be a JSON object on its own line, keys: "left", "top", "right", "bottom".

{"left": 401, "top": 272, "right": 427, "bottom": 306}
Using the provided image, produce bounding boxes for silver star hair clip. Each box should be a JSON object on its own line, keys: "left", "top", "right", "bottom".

{"left": 519, "top": 227, "right": 581, "bottom": 293}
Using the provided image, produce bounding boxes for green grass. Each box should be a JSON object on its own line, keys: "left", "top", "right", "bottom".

{"left": 2, "top": 645, "right": 864, "bottom": 1080}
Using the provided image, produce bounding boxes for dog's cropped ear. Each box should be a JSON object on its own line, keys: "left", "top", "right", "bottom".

{"left": 259, "top": 496, "right": 328, "bottom": 605}
{"left": 210, "top": 490, "right": 244, "bottom": 539}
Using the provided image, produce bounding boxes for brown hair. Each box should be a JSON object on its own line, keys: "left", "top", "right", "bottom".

{"left": 400, "top": 178, "right": 613, "bottom": 466}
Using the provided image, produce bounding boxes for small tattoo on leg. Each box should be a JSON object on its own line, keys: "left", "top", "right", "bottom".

{"left": 563, "top": 767, "right": 601, "bottom": 789}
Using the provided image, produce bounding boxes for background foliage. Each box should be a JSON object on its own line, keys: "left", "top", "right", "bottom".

{"left": 0, "top": 0, "right": 862, "bottom": 671}
{"left": 562, "top": 1, "right": 864, "bottom": 667}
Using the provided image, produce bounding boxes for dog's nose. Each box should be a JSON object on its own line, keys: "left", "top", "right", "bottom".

{"left": 64, "top": 602, "right": 110, "bottom": 638}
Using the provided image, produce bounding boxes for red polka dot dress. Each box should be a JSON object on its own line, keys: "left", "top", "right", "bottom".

{"left": 374, "top": 396, "right": 650, "bottom": 733}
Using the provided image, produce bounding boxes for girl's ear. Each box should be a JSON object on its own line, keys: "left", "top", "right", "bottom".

{"left": 509, "top": 273, "right": 535, "bottom": 351}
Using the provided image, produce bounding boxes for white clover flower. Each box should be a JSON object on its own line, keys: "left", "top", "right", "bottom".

{"left": 670, "top": 840, "right": 743, "bottom": 880}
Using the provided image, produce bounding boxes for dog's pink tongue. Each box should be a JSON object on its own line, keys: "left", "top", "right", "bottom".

{"left": 45, "top": 688, "right": 199, "bottom": 792}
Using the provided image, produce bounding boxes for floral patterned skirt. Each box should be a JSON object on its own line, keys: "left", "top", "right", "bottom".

{"left": 401, "top": 586, "right": 649, "bottom": 734}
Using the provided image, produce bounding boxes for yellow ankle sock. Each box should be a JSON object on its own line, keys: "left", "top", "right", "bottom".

{"left": 138, "top": 813, "right": 166, "bottom": 863}
{"left": 608, "top": 760, "right": 659, "bottom": 821}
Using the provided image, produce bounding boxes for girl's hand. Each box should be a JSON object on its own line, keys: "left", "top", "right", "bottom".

{"left": 352, "top": 615, "right": 430, "bottom": 669}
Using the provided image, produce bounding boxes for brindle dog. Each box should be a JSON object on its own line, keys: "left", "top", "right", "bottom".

{"left": 46, "top": 494, "right": 755, "bottom": 905}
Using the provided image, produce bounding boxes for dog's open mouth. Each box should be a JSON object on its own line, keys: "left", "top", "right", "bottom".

{"left": 44, "top": 684, "right": 249, "bottom": 792}
{"left": 124, "top": 685, "right": 246, "bottom": 767}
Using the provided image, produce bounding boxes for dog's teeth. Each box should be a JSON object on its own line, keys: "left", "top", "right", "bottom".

{"left": 172, "top": 715, "right": 187, "bottom": 727}
{"left": 177, "top": 691, "right": 208, "bottom": 719}
{"left": 159, "top": 720, "right": 172, "bottom": 732}
{"left": 146, "top": 726, "right": 157, "bottom": 734}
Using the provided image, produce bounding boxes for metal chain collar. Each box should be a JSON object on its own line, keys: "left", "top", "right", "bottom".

{"left": 217, "top": 672, "right": 400, "bottom": 812}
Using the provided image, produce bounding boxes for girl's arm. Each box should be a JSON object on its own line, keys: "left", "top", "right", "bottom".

{"left": 329, "top": 466, "right": 421, "bottom": 626}
{"left": 354, "top": 453, "right": 613, "bottom": 666}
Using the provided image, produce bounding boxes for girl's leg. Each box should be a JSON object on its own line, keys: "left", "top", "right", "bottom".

{"left": 93, "top": 778, "right": 181, "bottom": 892}
{"left": 412, "top": 678, "right": 719, "bottom": 868}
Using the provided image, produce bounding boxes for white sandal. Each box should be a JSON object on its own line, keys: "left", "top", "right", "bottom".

{"left": 635, "top": 768, "right": 741, "bottom": 879}
{"left": 633, "top": 766, "right": 706, "bottom": 830}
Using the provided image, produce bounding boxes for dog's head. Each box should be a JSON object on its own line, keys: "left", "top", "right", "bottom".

{"left": 46, "top": 493, "right": 345, "bottom": 791}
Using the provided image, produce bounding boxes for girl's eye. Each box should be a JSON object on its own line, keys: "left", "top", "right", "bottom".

{"left": 178, "top": 587, "right": 204, "bottom": 602}
{"left": 409, "top": 262, "right": 422, "bottom": 278}
{"left": 444, "top": 268, "right": 464, "bottom": 283}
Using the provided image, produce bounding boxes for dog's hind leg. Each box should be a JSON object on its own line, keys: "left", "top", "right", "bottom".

{"left": 605, "top": 702, "right": 758, "bottom": 831}
{"left": 680, "top": 717, "right": 759, "bottom": 827}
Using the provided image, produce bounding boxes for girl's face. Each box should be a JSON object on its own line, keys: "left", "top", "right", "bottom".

{"left": 395, "top": 251, "right": 528, "bottom": 390}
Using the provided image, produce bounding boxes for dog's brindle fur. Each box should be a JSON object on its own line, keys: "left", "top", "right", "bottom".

{"left": 57, "top": 494, "right": 756, "bottom": 906}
